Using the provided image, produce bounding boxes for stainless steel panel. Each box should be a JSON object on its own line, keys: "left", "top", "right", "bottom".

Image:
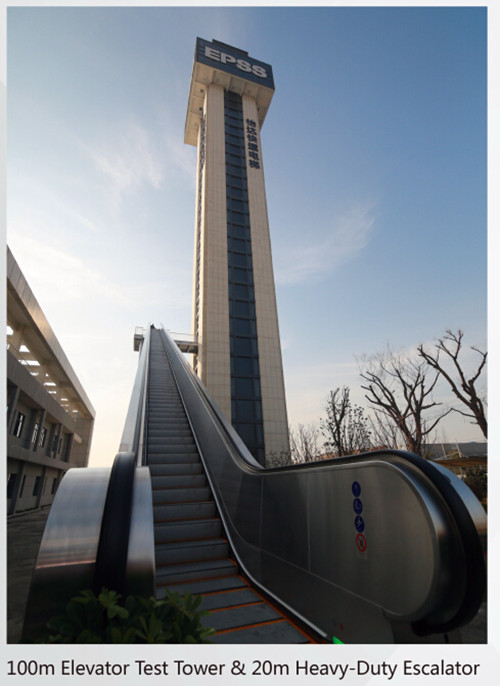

{"left": 22, "top": 467, "right": 110, "bottom": 639}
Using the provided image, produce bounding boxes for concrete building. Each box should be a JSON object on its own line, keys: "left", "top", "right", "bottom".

{"left": 6, "top": 247, "right": 95, "bottom": 514}
{"left": 185, "top": 38, "right": 289, "bottom": 464}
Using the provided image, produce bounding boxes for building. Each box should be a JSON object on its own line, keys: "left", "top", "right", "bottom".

{"left": 185, "top": 38, "right": 289, "bottom": 464}
{"left": 6, "top": 247, "right": 95, "bottom": 514}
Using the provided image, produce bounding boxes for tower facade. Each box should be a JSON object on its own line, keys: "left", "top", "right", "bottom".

{"left": 185, "top": 38, "right": 289, "bottom": 464}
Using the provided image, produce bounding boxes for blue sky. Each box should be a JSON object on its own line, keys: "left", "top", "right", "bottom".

{"left": 6, "top": 5, "right": 487, "bottom": 467}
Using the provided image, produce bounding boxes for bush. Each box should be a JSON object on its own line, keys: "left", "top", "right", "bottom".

{"left": 463, "top": 467, "right": 487, "bottom": 507}
{"left": 35, "top": 588, "right": 215, "bottom": 644}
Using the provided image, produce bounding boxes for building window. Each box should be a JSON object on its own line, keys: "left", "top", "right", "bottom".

{"left": 13, "top": 411, "right": 25, "bottom": 438}
{"left": 31, "top": 422, "right": 39, "bottom": 445}
{"left": 39, "top": 427, "right": 47, "bottom": 447}
{"left": 33, "top": 476, "right": 41, "bottom": 497}
{"left": 224, "top": 89, "right": 265, "bottom": 463}
{"left": 51, "top": 477, "right": 58, "bottom": 495}
{"left": 7, "top": 473, "right": 17, "bottom": 499}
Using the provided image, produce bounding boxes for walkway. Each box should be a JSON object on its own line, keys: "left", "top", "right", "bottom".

{"left": 7, "top": 506, "right": 50, "bottom": 643}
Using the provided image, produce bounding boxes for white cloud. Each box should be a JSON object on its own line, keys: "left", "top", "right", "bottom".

{"left": 275, "top": 204, "right": 375, "bottom": 285}
{"left": 85, "top": 119, "right": 165, "bottom": 212}
{"left": 7, "top": 234, "right": 130, "bottom": 306}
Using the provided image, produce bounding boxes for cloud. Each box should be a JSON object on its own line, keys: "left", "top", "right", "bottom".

{"left": 85, "top": 119, "right": 165, "bottom": 212}
{"left": 275, "top": 204, "right": 375, "bottom": 285}
{"left": 7, "top": 235, "right": 130, "bottom": 307}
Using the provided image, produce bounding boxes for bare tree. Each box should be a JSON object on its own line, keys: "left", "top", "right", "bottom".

{"left": 359, "top": 349, "right": 451, "bottom": 456}
{"left": 320, "top": 387, "right": 372, "bottom": 457}
{"left": 289, "top": 424, "right": 321, "bottom": 463}
{"left": 418, "top": 330, "right": 487, "bottom": 438}
{"left": 368, "top": 412, "right": 401, "bottom": 451}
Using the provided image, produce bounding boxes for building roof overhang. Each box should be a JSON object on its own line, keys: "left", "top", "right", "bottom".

{"left": 184, "top": 58, "right": 275, "bottom": 146}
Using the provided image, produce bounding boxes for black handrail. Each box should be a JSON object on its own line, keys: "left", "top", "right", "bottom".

{"left": 92, "top": 326, "right": 152, "bottom": 596}
{"left": 93, "top": 452, "right": 137, "bottom": 595}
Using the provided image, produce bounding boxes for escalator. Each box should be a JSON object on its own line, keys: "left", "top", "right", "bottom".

{"left": 23, "top": 324, "right": 486, "bottom": 644}
{"left": 147, "top": 328, "right": 314, "bottom": 642}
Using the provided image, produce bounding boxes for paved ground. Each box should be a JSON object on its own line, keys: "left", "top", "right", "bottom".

{"left": 6, "top": 506, "right": 486, "bottom": 644}
{"left": 7, "top": 506, "right": 51, "bottom": 643}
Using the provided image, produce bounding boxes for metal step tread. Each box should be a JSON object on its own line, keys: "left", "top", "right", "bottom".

{"left": 156, "top": 557, "right": 238, "bottom": 580}
{"left": 153, "top": 501, "right": 216, "bottom": 522}
{"left": 149, "top": 463, "right": 203, "bottom": 476}
{"left": 155, "top": 574, "right": 248, "bottom": 598}
{"left": 212, "top": 620, "right": 312, "bottom": 644}
{"left": 152, "top": 487, "right": 211, "bottom": 504}
{"left": 155, "top": 538, "right": 229, "bottom": 565}
{"left": 200, "top": 587, "right": 262, "bottom": 611}
{"left": 154, "top": 518, "right": 221, "bottom": 543}
{"left": 202, "top": 602, "right": 281, "bottom": 633}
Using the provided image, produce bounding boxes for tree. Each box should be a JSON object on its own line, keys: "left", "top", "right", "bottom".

{"left": 359, "top": 349, "right": 451, "bottom": 456}
{"left": 320, "top": 387, "right": 372, "bottom": 457}
{"left": 418, "top": 330, "right": 487, "bottom": 438}
{"left": 289, "top": 424, "right": 321, "bottom": 464}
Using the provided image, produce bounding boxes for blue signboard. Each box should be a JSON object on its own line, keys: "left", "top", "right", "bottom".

{"left": 351, "top": 481, "right": 361, "bottom": 498}
{"left": 355, "top": 516, "right": 365, "bottom": 533}
{"left": 353, "top": 498, "right": 363, "bottom": 514}
{"left": 196, "top": 38, "right": 275, "bottom": 90}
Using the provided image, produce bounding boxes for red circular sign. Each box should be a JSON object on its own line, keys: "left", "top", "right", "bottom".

{"left": 356, "top": 533, "right": 367, "bottom": 553}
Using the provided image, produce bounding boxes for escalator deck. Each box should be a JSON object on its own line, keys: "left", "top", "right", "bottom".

{"left": 146, "top": 329, "right": 313, "bottom": 643}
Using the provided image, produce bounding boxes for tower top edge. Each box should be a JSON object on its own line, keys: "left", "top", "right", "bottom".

{"left": 184, "top": 38, "right": 275, "bottom": 146}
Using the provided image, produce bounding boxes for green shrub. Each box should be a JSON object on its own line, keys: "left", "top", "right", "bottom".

{"left": 37, "top": 588, "right": 215, "bottom": 644}
{"left": 463, "top": 467, "right": 487, "bottom": 507}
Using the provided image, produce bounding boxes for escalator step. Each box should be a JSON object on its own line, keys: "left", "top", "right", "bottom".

{"left": 154, "top": 518, "right": 221, "bottom": 543}
{"left": 148, "top": 453, "right": 200, "bottom": 465}
{"left": 151, "top": 475, "right": 206, "bottom": 489}
{"left": 156, "top": 558, "right": 238, "bottom": 585}
{"left": 212, "top": 620, "right": 311, "bottom": 644}
{"left": 152, "top": 487, "right": 211, "bottom": 504}
{"left": 153, "top": 501, "right": 216, "bottom": 522}
{"left": 148, "top": 444, "right": 198, "bottom": 454}
{"left": 202, "top": 602, "right": 280, "bottom": 632}
{"left": 200, "top": 587, "right": 261, "bottom": 611}
{"left": 157, "top": 574, "right": 248, "bottom": 598}
{"left": 149, "top": 463, "right": 203, "bottom": 477}
{"left": 155, "top": 538, "right": 229, "bottom": 565}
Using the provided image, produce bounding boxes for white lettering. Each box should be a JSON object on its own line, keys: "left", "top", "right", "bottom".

{"left": 203, "top": 46, "right": 268, "bottom": 79}
{"left": 204, "top": 46, "right": 220, "bottom": 62}
{"left": 252, "top": 65, "right": 267, "bottom": 78}
{"left": 220, "top": 53, "right": 236, "bottom": 65}
{"left": 236, "top": 59, "right": 252, "bottom": 73}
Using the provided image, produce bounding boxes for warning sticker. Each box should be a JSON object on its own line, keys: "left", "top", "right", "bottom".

{"left": 356, "top": 533, "right": 367, "bottom": 553}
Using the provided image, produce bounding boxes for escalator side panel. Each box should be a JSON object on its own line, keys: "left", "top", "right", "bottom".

{"left": 159, "top": 327, "right": 485, "bottom": 642}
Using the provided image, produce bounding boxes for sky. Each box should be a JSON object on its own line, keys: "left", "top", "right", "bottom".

{"left": 5, "top": 4, "right": 488, "bottom": 468}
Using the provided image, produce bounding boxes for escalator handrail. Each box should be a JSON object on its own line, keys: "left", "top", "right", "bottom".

{"left": 119, "top": 325, "right": 151, "bottom": 460}
{"left": 93, "top": 325, "right": 152, "bottom": 595}
{"left": 92, "top": 451, "right": 137, "bottom": 595}
{"left": 159, "top": 326, "right": 486, "bottom": 636}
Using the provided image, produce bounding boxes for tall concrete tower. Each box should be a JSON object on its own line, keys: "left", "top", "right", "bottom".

{"left": 185, "top": 38, "right": 289, "bottom": 465}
